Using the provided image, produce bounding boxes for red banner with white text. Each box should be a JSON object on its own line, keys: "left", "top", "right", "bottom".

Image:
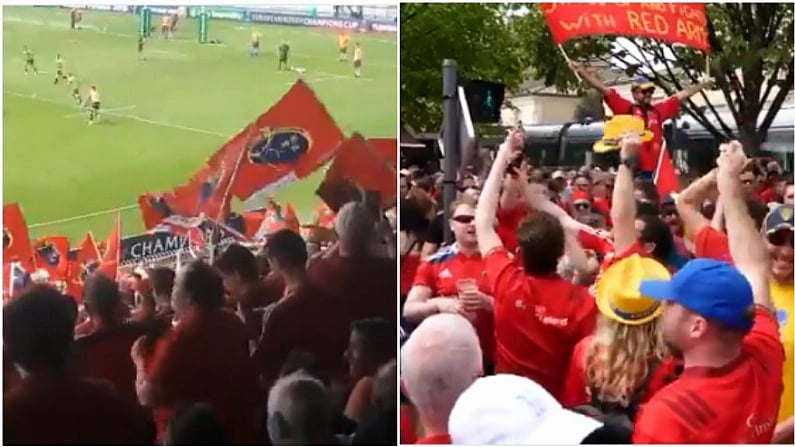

{"left": 540, "top": 3, "right": 709, "bottom": 52}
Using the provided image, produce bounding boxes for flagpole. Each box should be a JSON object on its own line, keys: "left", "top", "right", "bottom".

{"left": 558, "top": 44, "right": 582, "bottom": 82}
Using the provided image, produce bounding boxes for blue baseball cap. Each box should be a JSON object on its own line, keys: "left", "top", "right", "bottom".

{"left": 763, "top": 204, "right": 794, "bottom": 234}
{"left": 638, "top": 258, "right": 754, "bottom": 331}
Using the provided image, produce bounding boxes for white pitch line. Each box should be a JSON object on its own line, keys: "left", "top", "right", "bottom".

{"left": 62, "top": 104, "right": 136, "bottom": 118}
{"left": 6, "top": 91, "right": 228, "bottom": 138}
{"left": 27, "top": 205, "right": 139, "bottom": 228}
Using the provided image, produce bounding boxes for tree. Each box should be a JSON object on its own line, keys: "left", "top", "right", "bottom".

{"left": 400, "top": 3, "right": 535, "bottom": 132}
{"left": 518, "top": 3, "right": 794, "bottom": 153}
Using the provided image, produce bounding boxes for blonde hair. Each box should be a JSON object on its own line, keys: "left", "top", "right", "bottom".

{"left": 584, "top": 314, "right": 668, "bottom": 407}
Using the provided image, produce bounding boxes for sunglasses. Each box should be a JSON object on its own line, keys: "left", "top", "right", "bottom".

{"left": 767, "top": 229, "right": 794, "bottom": 247}
{"left": 574, "top": 203, "right": 591, "bottom": 211}
{"left": 452, "top": 215, "right": 475, "bottom": 224}
{"left": 662, "top": 208, "right": 677, "bottom": 217}
{"left": 640, "top": 88, "right": 655, "bottom": 95}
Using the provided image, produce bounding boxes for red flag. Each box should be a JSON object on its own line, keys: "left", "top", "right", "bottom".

{"left": 283, "top": 203, "right": 301, "bottom": 234}
{"left": 3, "top": 203, "right": 35, "bottom": 267}
{"left": 138, "top": 193, "right": 177, "bottom": 230}
{"left": 323, "top": 133, "right": 397, "bottom": 204}
{"left": 3, "top": 262, "right": 31, "bottom": 302}
{"left": 366, "top": 138, "right": 398, "bottom": 168}
{"left": 540, "top": 3, "right": 709, "bottom": 52}
{"left": 66, "top": 233, "right": 101, "bottom": 302}
{"left": 33, "top": 236, "right": 70, "bottom": 281}
{"left": 98, "top": 213, "right": 121, "bottom": 279}
{"left": 209, "top": 80, "right": 344, "bottom": 200}
{"left": 240, "top": 210, "right": 267, "bottom": 239}
{"left": 188, "top": 227, "right": 206, "bottom": 251}
{"left": 653, "top": 141, "right": 679, "bottom": 198}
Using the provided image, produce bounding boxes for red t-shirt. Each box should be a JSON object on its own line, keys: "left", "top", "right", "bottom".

{"left": 3, "top": 374, "right": 153, "bottom": 445}
{"left": 633, "top": 308, "right": 784, "bottom": 443}
{"left": 308, "top": 254, "right": 395, "bottom": 323}
{"left": 496, "top": 206, "right": 528, "bottom": 254}
{"left": 148, "top": 307, "right": 259, "bottom": 445}
{"left": 577, "top": 227, "right": 614, "bottom": 259}
{"left": 560, "top": 334, "right": 682, "bottom": 409}
{"left": 255, "top": 281, "right": 351, "bottom": 389}
{"left": 412, "top": 246, "right": 496, "bottom": 365}
{"left": 399, "top": 403, "right": 418, "bottom": 444}
{"left": 72, "top": 322, "right": 146, "bottom": 405}
{"left": 484, "top": 247, "right": 597, "bottom": 399}
{"left": 416, "top": 433, "right": 452, "bottom": 444}
{"left": 603, "top": 89, "right": 679, "bottom": 173}
{"left": 693, "top": 225, "right": 733, "bottom": 263}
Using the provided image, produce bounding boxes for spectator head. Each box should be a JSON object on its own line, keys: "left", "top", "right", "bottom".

{"left": 588, "top": 255, "right": 670, "bottom": 406}
{"left": 745, "top": 197, "right": 770, "bottom": 231}
{"left": 449, "top": 197, "right": 478, "bottom": 249}
{"left": 346, "top": 318, "right": 393, "bottom": 381}
{"left": 83, "top": 273, "right": 124, "bottom": 323}
{"left": 635, "top": 214, "right": 674, "bottom": 264}
{"left": 571, "top": 190, "right": 592, "bottom": 216}
{"left": 400, "top": 198, "right": 428, "bottom": 238}
{"left": 785, "top": 178, "right": 794, "bottom": 205}
{"left": 372, "top": 359, "right": 397, "bottom": 413}
{"left": 640, "top": 259, "right": 754, "bottom": 358}
{"left": 516, "top": 212, "right": 565, "bottom": 276}
{"left": 763, "top": 204, "right": 794, "bottom": 285}
{"left": 214, "top": 243, "right": 260, "bottom": 297}
{"left": 150, "top": 267, "right": 176, "bottom": 307}
{"left": 659, "top": 194, "right": 682, "bottom": 236}
{"left": 164, "top": 403, "right": 230, "bottom": 445}
{"left": 335, "top": 201, "right": 376, "bottom": 254}
{"left": 573, "top": 174, "right": 591, "bottom": 192}
{"left": 530, "top": 168, "right": 547, "bottom": 184}
{"left": 4, "top": 285, "right": 78, "bottom": 374}
{"left": 462, "top": 186, "right": 481, "bottom": 202}
{"left": 267, "top": 372, "right": 335, "bottom": 445}
{"left": 401, "top": 313, "right": 482, "bottom": 435}
{"left": 551, "top": 170, "right": 567, "bottom": 190}
{"left": 633, "top": 179, "right": 659, "bottom": 205}
{"left": 739, "top": 163, "right": 763, "bottom": 195}
{"left": 591, "top": 173, "right": 614, "bottom": 198}
{"left": 630, "top": 76, "right": 655, "bottom": 106}
{"left": 449, "top": 374, "right": 604, "bottom": 444}
{"left": 264, "top": 229, "right": 308, "bottom": 276}
{"left": 400, "top": 172, "right": 410, "bottom": 198}
{"left": 171, "top": 260, "right": 225, "bottom": 316}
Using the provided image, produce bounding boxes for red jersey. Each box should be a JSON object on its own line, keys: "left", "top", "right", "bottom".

{"left": 604, "top": 89, "right": 679, "bottom": 173}
{"left": 633, "top": 308, "right": 784, "bottom": 443}
{"left": 484, "top": 247, "right": 596, "bottom": 399}
{"left": 693, "top": 225, "right": 733, "bottom": 263}
{"left": 560, "top": 334, "right": 682, "bottom": 409}
{"left": 416, "top": 433, "right": 452, "bottom": 444}
{"left": 496, "top": 206, "right": 528, "bottom": 254}
{"left": 413, "top": 245, "right": 495, "bottom": 365}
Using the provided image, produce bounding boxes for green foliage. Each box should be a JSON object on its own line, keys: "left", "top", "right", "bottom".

{"left": 401, "top": 3, "right": 794, "bottom": 152}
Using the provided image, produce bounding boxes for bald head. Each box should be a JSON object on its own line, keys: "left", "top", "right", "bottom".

{"left": 266, "top": 372, "right": 333, "bottom": 445}
{"left": 401, "top": 314, "right": 482, "bottom": 430}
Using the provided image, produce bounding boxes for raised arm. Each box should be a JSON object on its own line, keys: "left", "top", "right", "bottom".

{"left": 675, "top": 78, "right": 713, "bottom": 102}
{"left": 611, "top": 136, "right": 641, "bottom": 253}
{"left": 569, "top": 62, "right": 611, "bottom": 95}
{"left": 676, "top": 169, "right": 717, "bottom": 240}
{"left": 475, "top": 130, "right": 523, "bottom": 255}
{"left": 716, "top": 141, "right": 772, "bottom": 309}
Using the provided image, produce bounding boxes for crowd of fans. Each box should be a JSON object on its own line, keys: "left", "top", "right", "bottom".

{"left": 400, "top": 130, "right": 793, "bottom": 444}
{"left": 3, "top": 201, "right": 397, "bottom": 445}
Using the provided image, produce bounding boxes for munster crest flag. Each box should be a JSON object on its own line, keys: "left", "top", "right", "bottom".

{"left": 66, "top": 232, "right": 102, "bottom": 301}
{"left": 207, "top": 80, "right": 344, "bottom": 200}
{"left": 539, "top": 3, "right": 709, "bottom": 52}
{"left": 33, "top": 236, "right": 70, "bottom": 281}
{"left": 3, "top": 203, "right": 35, "bottom": 267}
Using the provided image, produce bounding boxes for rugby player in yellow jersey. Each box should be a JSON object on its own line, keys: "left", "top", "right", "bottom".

{"left": 338, "top": 32, "right": 350, "bottom": 61}
{"left": 353, "top": 42, "right": 363, "bottom": 78}
{"left": 86, "top": 85, "right": 101, "bottom": 124}
{"left": 767, "top": 204, "right": 795, "bottom": 443}
{"left": 53, "top": 53, "right": 66, "bottom": 84}
{"left": 250, "top": 30, "right": 261, "bottom": 57}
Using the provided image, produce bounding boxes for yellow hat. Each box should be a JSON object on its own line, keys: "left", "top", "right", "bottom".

{"left": 592, "top": 115, "right": 655, "bottom": 154}
{"left": 595, "top": 254, "right": 670, "bottom": 325}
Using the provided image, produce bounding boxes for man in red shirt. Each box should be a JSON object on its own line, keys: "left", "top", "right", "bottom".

{"left": 4, "top": 285, "right": 152, "bottom": 445}
{"left": 404, "top": 197, "right": 496, "bottom": 371}
{"left": 633, "top": 142, "right": 784, "bottom": 443}
{"left": 256, "top": 229, "right": 351, "bottom": 390}
{"left": 72, "top": 274, "right": 146, "bottom": 405}
{"left": 474, "top": 130, "right": 596, "bottom": 399}
{"left": 132, "top": 260, "right": 259, "bottom": 445}
{"left": 571, "top": 62, "right": 712, "bottom": 177}
{"left": 401, "top": 313, "right": 483, "bottom": 444}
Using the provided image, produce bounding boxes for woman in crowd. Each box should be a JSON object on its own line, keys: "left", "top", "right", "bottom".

{"left": 561, "top": 254, "right": 681, "bottom": 422}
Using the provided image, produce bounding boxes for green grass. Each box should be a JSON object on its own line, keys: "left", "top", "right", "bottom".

{"left": 3, "top": 6, "right": 397, "bottom": 242}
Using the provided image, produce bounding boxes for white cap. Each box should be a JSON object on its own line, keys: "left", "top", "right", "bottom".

{"left": 552, "top": 170, "right": 565, "bottom": 180}
{"left": 449, "top": 374, "right": 602, "bottom": 445}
